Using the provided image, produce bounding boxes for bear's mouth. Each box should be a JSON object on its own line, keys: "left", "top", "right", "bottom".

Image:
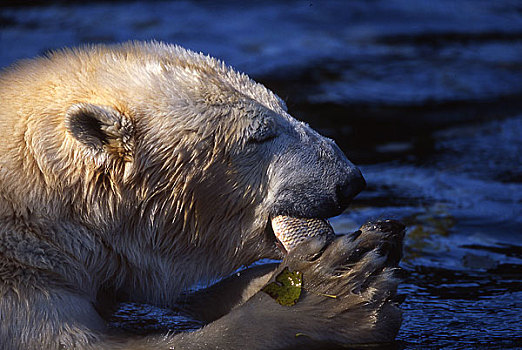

{"left": 265, "top": 222, "right": 286, "bottom": 255}
{"left": 269, "top": 215, "right": 335, "bottom": 255}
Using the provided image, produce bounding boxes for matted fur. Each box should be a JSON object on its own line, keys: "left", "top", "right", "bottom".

{"left": 0, "top": 42, "right": 399, "bottom": 349}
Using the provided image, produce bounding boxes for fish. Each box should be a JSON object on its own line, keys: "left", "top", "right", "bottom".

{"left": 271, "top": 216, "right": 335, "bottom": 252}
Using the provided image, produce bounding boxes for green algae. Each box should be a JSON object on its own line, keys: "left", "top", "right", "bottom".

{"left": 262, "top": 267, "right": 303, "bottom": 306}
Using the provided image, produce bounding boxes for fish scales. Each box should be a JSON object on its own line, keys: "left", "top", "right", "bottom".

{"left": 271, "top": 216, "right": 335, "bottom": 252}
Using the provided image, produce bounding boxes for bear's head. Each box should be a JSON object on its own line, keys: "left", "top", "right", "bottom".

{"left": 3, "top": 42, "right": 365, "bottom": 283}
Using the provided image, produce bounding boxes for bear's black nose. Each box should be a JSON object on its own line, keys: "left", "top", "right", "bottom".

{"left": 337, "top": 169, "right": 366, "bottom": 207}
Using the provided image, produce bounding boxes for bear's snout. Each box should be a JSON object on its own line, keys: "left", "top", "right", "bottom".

{"left": 336, "top": 167, "right": 366, "bottom": 208}
{"left": 266, "top": 122, "right": 366, "bottom": 220}
{"left": 269, "top": 166, "right": 365, "bottom": 219}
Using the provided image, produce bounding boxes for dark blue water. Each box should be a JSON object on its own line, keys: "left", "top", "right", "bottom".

{"left": 1, "top": 1, "right": 521, "bottom": 348}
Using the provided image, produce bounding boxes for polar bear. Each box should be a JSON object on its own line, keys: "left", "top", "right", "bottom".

{"left": 0, "top": 42, "right": 402, "bottom": 349}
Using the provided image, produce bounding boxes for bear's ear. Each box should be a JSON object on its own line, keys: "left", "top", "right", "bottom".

{"left": 65, "top": 103, "right": 134, "bottom": 160}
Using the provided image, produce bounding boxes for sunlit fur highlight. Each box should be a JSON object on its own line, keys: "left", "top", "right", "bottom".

{"left": 0, "top": 42, "right": 287, "bottom": 307}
